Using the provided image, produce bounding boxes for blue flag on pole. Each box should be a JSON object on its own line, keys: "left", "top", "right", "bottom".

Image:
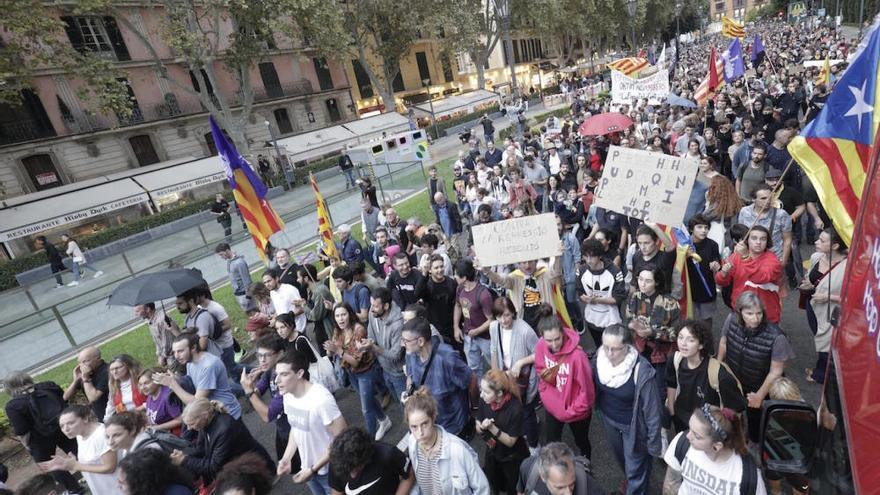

{"left": 751, "top": 34, "right": 766, "bottom": 66}
{"left": 723, "top": 37, "right": 746, "bottom": 83}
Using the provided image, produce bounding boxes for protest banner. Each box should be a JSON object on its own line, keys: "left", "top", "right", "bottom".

{"left": 593, "top": 146, "right": 699, "bottom": 224}
{"left": 611, "top": 69, "right": 670, "bottom": 104}
{"left": 472, "top": 213, "right": 561, "bottom": 267}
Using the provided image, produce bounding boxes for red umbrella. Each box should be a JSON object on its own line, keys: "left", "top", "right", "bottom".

{"left": 578, "top": 113, "right": 634, "bottom": 136}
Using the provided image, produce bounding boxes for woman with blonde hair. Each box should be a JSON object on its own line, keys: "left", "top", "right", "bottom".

{"left": 475, "top": 369, "right": 530, "bottom": 494}
{"left": 105, "top": 355, "right": 146, "bottom": 422}
{"left": 404, "top": 388, "right": 489, "bottom": 494}
{"left": 170, "top": 398, "right": 273, "bottom": 487}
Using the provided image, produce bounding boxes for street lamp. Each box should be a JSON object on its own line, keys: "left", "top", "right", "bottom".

{"left": 675, "top": 2, "right": 681, "bottom": 44}
{"left": 264, "top": 120, "right": 290, "bottom": 190}
{"left": 493, "top": 0, "right": 518, "bottom": 98}
{"left": 422, "top": 78, "right": 439, "bottom": 139}
{"left": 626, "top": 0, "right": 638, "bottom": 54}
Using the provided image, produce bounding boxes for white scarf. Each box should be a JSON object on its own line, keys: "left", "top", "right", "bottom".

{"left": 597, "top": 345, "right": 639, "bottom": 388}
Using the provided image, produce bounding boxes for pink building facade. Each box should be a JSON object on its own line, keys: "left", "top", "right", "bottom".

{"left": 0, "top": 6, "right": 355, "bottom": 199}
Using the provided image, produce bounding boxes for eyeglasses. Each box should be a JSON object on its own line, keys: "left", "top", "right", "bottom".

{"left": 257, "top": 351, "right": 277, "bottom": 360}
{"left": 401, "top": 336, "right": 421, "bottom": 344}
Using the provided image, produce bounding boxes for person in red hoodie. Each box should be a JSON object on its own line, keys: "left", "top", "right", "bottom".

{"left": 533, "top": 304, "right": 595, "bottom": 460}
{"left": 715, "top": 225, "right": 783, "bottom": 323}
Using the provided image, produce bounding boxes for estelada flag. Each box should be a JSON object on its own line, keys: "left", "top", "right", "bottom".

{"left": 310, "top": 172, "right": 340, "bottom": 260}
{"left": 695, "top": 51, "right": 725, "bottom": 105}
{"left": 788, "top": 20, "right": 880, "bottom": 246}
{"left": 209, "top": 116, "right": 283, "bottom": 261}
{"left": 722, "top": 16, "right": 745, "bottom": 38}
{"left": 608, "top": 57, "right": 650, "bottom": 77}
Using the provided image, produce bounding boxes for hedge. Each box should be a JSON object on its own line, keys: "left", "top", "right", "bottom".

{"left": 424, "top": 103, "right": 501, "bottom": 140}
{"left": 0, "top": 195, "right": 224, "bottom": 291}
{"left": 497, "top": 106, "right": 574, "bottom": 142}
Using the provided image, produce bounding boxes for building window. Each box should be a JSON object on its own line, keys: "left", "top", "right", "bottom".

{"left": 325, "top": 98, "right": 342, "bottom": 122}
{"left": 513, "top": 40, "right": 521, "bottom": 64}
{"left": 190, "top": 69, "right": 219, "bottom": 108}
{"left": 259, "top": 62, "right": 283, "bottom": 99}
{"left": 205, "top": 132, "right": 217, "bottom": 156}
{"left": 441, "top": 56, "right": 454, "bottom": 83}
{"left": 0, "top": 89, "right": 56, "bottom": 146}
{"left": 274, "top": 108, "right": 293, "bottom": 134}
{"left": 455, "top": 52, "right": 474, "bottom": 74}
{"left": 415, "top": 51, "right": 431, "bottom": 85}
{"left": 129, "top": 134, "right": 160, "bottom": 166}
{"left": 60, "top": 16, "right": 130, "bottom": 61}
{"left": 116, "top": 78, "right": 144, "bottom": 125}
{"left": 21, "top": 154, "right": 62, "bottom": 191}
{"left": 351, "top": 59, "right": 374, "bottom": 98}
{"left": 392, "top": 68, "right": 405, "bottom": 92}
{"left": 312, "top": 57, "right": 334, "bottom": 91}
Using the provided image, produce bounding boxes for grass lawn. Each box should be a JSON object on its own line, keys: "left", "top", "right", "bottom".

{"left": 0, "top": 157, "right": 454, "bottom": 433}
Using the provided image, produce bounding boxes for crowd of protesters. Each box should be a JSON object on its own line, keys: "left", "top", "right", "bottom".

{"left": 4, "top": 15, "right": 858, "bottom": 495}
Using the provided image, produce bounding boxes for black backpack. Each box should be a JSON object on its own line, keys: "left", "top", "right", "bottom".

{"left": 136, "top": 429, "right": 192, "bottom": 454}
{"left": 523, "top": 454, "right": 592, "bottom": 494}
{"left": 673, "top": 435, "right": 758, "bottom": 495}
{"left": 26, "top": 384, "right": 66, "bottom": 437}
{"left": 193, "top": 307, "right": 224, "bottom": 341}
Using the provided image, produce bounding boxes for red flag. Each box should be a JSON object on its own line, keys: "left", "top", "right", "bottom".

{"left": 638, "top": 48, "right": 646, "bottom": 58}
{"left": 708, "top": 47, "right": 720, "bottom": 95}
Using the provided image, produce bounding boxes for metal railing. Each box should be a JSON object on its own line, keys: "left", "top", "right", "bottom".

{"left": 0, "top": 160, "right": 428, "bottom": 374}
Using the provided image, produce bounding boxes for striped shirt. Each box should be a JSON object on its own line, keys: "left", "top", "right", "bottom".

{"left": 415, "top": 432, "right": 444, "bottom": 495}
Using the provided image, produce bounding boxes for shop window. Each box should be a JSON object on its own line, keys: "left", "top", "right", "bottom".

{"left": 326, "top": 98, "right": 342, "bottom": 122}
{"left": 21, "top": 154, "right": 63, "bottom": 191}
{"left": 312, "top": 57, "right": 334, "bottom": 91}
{"left": 274, "top": 108, "right": 293, "bottom": 134}
{"left": 129, "top": 134, "right": 160, "bottom": 166}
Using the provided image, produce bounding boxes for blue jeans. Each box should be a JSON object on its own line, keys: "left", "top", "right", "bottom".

{"left": 221, "top": 346, "right": 245, "bottom": 397}
{"left": 71, "top": 261, "right": 99, "bottom": 281}
{"left": 464, "top": 334, "right": 492, "bottom": 380}
{"left": 342, "top": 168, "right": 356, "bottom": 187}
{"left": 383, "top": 370, "right": 408, "bottom": 404}
{"left": 602, "top": 414, "right": 653, "bottom": 495}
{"left": 347, "top": 365, "right": 388, "bottom": 436}
{"left": 306, "top": 472, "right": 331, "bottom": 495}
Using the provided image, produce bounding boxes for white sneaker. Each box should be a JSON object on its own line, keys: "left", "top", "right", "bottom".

{"left": 67, "top": 281, "right": 79, "bottom": 286}
{"left": 55, "top": 283, "right": 64, "bottom": 289}
{"left": 375, "top": 416, "right": 392, "bottom": 441}
{"left": 93, "top": 271, "right": 104, "bottom": 278}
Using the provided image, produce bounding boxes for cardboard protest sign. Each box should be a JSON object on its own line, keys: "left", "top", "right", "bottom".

{"left": 611, "top": 70, "right": 670, "bottom": 104}
{"left": 472, "top": 213, "right": 560, "bottom": 267}
{"left": 593, "top": 146, "right": 699, "bottom": 224}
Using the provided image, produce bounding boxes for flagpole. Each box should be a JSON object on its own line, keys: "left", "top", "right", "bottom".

{"left": 744, "top": 75, "right": 756, "bottom": 118}
{"left": 735, "top": 158, "right": 796, "bottom": 251}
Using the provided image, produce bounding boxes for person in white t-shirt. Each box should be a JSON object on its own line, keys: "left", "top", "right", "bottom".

{"left": 263, "top": 268, "right": 306, "bottom": 331}
{"left": 663, "top": 404, "right": 767, "bottom": 495}
{"left": 277, "top": 351, "right": 347, "bottom": 495}
{"left": 43, "top": 404, "right": 122, "bottom": 495}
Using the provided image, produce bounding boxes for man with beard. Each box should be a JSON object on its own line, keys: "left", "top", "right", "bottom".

{"left": 361, "top": 287, "right": 407, "bottom": 405}
{"left": 416, "top": 255, "right": 458, "bottom": 346}
{"left": 736, "top": 143, "right": 768, "bottom": 204}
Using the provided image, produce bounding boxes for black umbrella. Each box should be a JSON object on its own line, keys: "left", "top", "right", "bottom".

{"left": 108, "top": 268, "right": 207, "bottom": 306}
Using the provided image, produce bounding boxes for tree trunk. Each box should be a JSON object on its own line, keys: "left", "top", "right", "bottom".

{"left": 470, "top": 49, "right": 487, "bottom": 89}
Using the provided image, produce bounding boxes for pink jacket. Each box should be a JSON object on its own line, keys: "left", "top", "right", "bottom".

{"left": 534, "top": 327, "right": 595, "bottom": 423}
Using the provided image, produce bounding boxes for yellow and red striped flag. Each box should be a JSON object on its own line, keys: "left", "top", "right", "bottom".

{"left": 310, "top": 173, "right": 340, "bottom": 260}
{"left": 209, "top": 117, "right": 284, "bottom": 261}
{"left": 694, "top": 56, "right": 726, "bottom": 105}
{"left": 722, "top": 16, "right": 745, "bottom": 38}
{"left": 608, "top": 57, "right": 651, "bottom": 77}
{"left": 787, "top": 23, "right": 880, "bottom": 246}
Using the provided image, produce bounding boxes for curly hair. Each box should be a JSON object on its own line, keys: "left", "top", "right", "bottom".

{"left": 329, "top": 427, "right": 375, "bottom": 483}
{"left": 118, "top": 449, "right": 194, "bottom": 495}
{"left": 706, "top": 176, "right": 742, "bottom": 219}
{"left": 674, "top": 319, "right": 715, "bottom": 359}
{"left": 214, "top": 453, "right": 273, "bottom": 495}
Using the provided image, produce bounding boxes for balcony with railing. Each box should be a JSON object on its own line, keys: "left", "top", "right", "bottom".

{"left": 0, "top": 120, "right": 57, "bottom": 146}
